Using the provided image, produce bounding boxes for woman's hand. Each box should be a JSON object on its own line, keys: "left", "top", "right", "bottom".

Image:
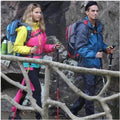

{"left": 54, "top": 44, "right": 61, "bottom": 50}
{"left": 30, "top": 46, "right": 38, "bottom": 54}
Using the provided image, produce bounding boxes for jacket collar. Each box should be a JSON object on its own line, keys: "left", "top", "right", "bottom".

{"left": 25, "top": 21, "right": 39, "bottom": 30}
{"left": 33, "top": 22, "right": 39, "bottom": 27}
{"left": 33, "top": 22, "right": 39, "bottom": 30}
{"left": 84, "top": 16, "right": 102, "bottom": 32}
{"left": 85, "top": 17, "right": 101, "bottom": 27}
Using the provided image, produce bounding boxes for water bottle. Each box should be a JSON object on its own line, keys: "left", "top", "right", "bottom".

{"left": 7, "top": 41, "right": 13, "bottom": 55}
{"left": 1, "top": 39, "right": 7, "bottom": 55}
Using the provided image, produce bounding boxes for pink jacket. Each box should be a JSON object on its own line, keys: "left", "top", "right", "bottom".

{"left": 26, "top": 29, "right": 55, "bottom": 59}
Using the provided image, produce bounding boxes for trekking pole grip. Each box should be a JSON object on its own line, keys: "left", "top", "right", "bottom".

{"left": 30, "top": 46, "right": 38, "bottom": 58}
{"left": 99, "top": 49, "right": 103, "bottom": 69}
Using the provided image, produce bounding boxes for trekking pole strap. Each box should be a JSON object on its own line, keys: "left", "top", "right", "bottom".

{"left": 56, "top": 49, "right": 59, "bottom": 62}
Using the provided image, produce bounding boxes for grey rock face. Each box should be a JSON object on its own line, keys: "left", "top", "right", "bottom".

{"left": 1, "top": 1, "right": 119, "bottom": 119}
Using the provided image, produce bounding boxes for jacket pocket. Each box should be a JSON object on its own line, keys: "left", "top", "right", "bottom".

{"left": 84, "top": 58, "right": 100, "bottom": 68}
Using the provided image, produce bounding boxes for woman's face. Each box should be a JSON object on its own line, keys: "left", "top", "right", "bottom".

{"left": 32, "top": 7, "right": 42, "bottom": 22}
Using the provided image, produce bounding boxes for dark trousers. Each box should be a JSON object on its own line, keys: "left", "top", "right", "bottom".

{"left": 28, "top": 68, "right": 42, "bottom": 108}
{"left": 28, "top": 68, "right": 42, "bottom": 119}
{"left": 70, "top": 74, "right": 96, "bottom": 116}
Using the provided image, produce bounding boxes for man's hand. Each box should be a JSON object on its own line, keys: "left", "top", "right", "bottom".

{"left": 106, "top": 45, "right": 116, "bottom": 54}
{"left": 109, "top": 46, "right": 115, "bottom": 54}
{"left": 96, "top": 51, "right": 103, "bottom": 58}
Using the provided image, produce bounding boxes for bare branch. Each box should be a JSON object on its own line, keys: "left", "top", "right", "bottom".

{"left": 100, "top": 101, "right": 112, "bottom": 119}
{"left": 98, "top": 75, "right": 111, "bottom": 96}
{"left": 47, "top": 98, "right": 82, "bottom": 120}
{"left": 1, "top": 94, "right": 34, "bottom": 111}
{"left": 83, "top": 112, "right": 106, "bottom": 120}
{"left": 42, "top": 65, "right": 51, "bottom": 119}
{"left": 1, "top": 55, "right": 120, "bottom": 77}
{"left": 103, "top": 93, "right": 120, "bottom": 102}
{"left": 1, "top": 72, "right": 27, "bottom": 91}
{"left": 52, "top": 66, "right": 97, "bottom": 101}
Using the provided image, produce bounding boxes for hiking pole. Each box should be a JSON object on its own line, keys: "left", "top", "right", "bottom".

{"left": 27, "top": 46, "right": 37, "bottom": 73}
{"left": 108, "top": 45, "right": 116, "bottom": 70}
{"left": 56, "top": 49, "right": 60, "bottom": 120}
{"left": 99, "top": 50, "right": 107, "bottom": 96}
{"left": 27, "top": 53, "right": 33, "bottom": 73}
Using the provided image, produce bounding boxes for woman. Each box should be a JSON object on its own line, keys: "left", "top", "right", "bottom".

{"left": 9, "top": 3, "right": 60, "bottom": 120}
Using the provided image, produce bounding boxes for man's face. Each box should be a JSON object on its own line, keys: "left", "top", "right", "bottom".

{"left": 86, "top": 5, "right": 99, "bottom": 21}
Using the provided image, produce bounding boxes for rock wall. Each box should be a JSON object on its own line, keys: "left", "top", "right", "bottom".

{"left": 1, "top": 1, "right": 119, "bottom": 70}
{"left": 1, "top": 1, "right": 119, "bottom": 119}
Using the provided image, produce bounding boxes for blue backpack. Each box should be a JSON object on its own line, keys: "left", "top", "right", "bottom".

{"left": 6, "top": 19, "right": 32, "bottom": 55}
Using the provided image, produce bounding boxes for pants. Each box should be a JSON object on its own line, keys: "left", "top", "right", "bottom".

{"left": 11, "top": 68, "right": 41, "bottom": 119}
{"left": 70, "top": 73, "right": 96, "bottom": 116}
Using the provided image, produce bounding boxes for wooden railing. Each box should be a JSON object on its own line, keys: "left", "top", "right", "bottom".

{"left": 1, "top": 55, "right": 120, "bottom": 120}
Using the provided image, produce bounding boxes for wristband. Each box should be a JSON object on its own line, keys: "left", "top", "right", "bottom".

{"left": 106, "top": 46, "right": 111, "bottom": 54}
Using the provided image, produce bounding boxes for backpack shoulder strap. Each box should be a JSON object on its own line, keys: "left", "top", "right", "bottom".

{"left": 20, "top": 22, "right": 32, "bottom": 44}
{"left": 19, "top": 21, "right": 32, "bottom": 45}
{"left": 82, "top": 20, "right": 95, "bottom": 37}
{"left": 31, "top": 31, "right": 43, "bottom": 37}
{"left": 75, "top": 21, "right": 82, "bottom": 29}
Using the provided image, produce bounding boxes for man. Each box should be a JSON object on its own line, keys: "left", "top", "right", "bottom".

{"left": 70, "top": 1, "right": 115, "bottom": 116}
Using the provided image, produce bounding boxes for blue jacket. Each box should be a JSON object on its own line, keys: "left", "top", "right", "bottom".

{"left": 75, "top": 17, "right": 108, "bottom": 69}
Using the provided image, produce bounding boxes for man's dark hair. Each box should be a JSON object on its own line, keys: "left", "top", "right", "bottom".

{"left": 85, "top": 1, "right": 98, "bottom": 11}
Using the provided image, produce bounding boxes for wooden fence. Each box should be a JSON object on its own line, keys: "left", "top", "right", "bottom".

{"left": 1, "top": 55, "right": 120, "bottom": 120}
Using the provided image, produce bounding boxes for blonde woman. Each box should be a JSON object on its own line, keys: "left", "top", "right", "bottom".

{"left": 9, "top": 3, "right": 60, "bottom": 120}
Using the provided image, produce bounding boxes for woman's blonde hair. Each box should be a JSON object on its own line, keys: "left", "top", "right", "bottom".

{"left": 22, "top": 3, "right": 45, "bottom": 31}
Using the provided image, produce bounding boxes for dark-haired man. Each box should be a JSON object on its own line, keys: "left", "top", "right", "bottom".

{"left": 70, "top": 1, "right": 115, "bottom": 116}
